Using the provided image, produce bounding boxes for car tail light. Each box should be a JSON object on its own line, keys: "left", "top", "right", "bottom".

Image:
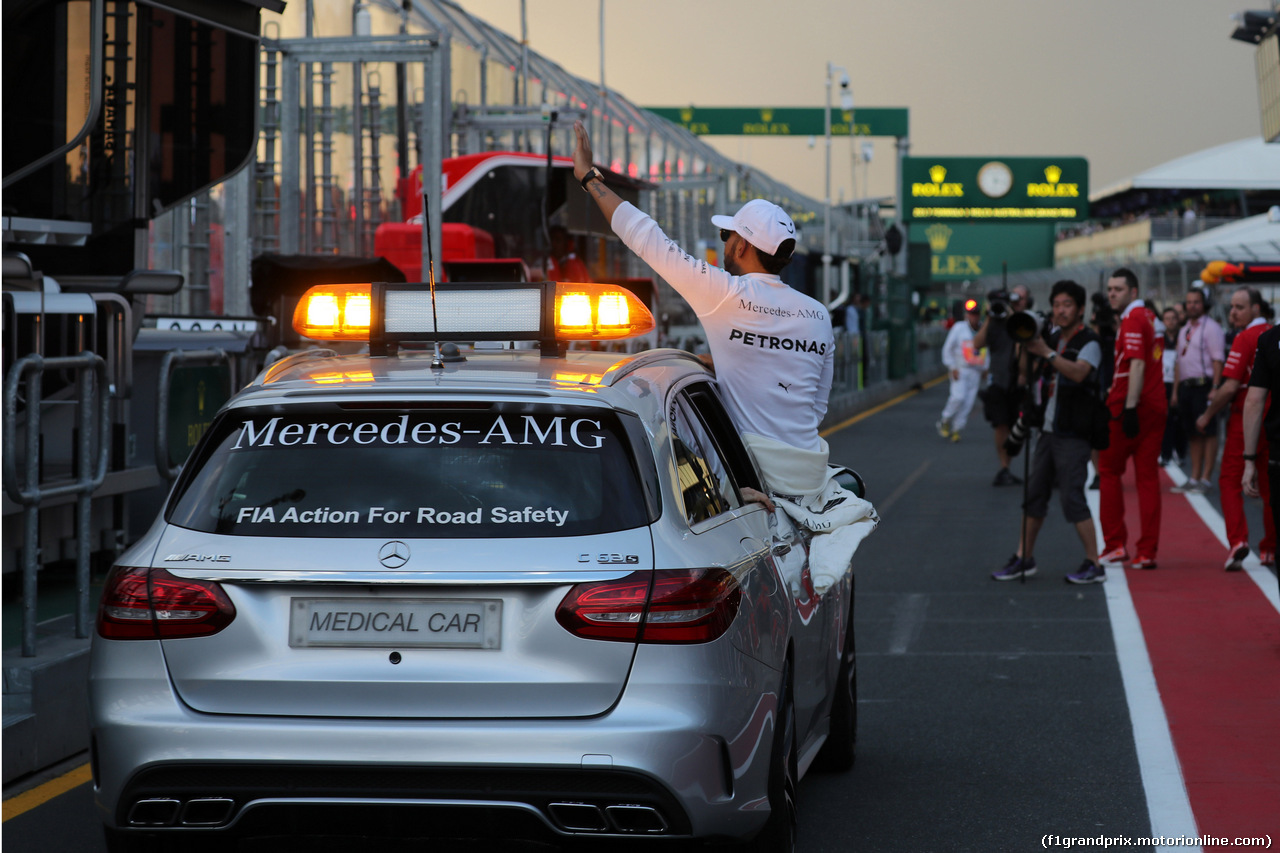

{"left": 98, "top": 566, "right": 236, "bottom": 640}
{"left": 556, "top": 569, "right": 740, "bottom": 644}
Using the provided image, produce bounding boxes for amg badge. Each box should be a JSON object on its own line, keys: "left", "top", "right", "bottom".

{"left": 163, "top": 554, "right": 231, "bottom": 563}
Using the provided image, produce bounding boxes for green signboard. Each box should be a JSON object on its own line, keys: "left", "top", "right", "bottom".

{"left": 901, "top": 157, "right": 1089, "bottom": 222}
{"left": 921, "top": 223, "right": 1056, "bottom": 281}
{"left": 645, "top": 106, "right": 909, "bottom": 138}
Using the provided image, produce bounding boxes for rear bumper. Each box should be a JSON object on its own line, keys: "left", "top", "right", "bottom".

{"left": 113, "top": 763, "right": 690, "bottom": 842}
{"left": 89, "top": 639, "right": 779, "bottom": 843}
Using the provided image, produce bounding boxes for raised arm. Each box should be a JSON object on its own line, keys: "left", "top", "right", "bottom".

{"left": 573, "top": 122, "right": 623, "bottom": 224}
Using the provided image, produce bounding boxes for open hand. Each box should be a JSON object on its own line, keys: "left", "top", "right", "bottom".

{"left": 573, "top": 121, "right": 594, "bottom": 182}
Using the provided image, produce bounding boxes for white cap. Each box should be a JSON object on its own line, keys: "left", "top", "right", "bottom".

{"left": 711, "top": 199, "right": 797, "bottom": 257}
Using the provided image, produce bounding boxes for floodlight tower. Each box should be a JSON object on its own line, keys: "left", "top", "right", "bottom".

{"left": 825, "top": 63, "right": 854, "bottom": 304}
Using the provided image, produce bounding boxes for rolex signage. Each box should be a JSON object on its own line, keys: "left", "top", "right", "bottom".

{"left": 646, "top": 106, "right": 910, "bottom": 137}
{"left": 902, "top": 157, "right": 1089, "bottom": 222}
{"left": 923, "top": 223, "right": 1055, "bottom": 281}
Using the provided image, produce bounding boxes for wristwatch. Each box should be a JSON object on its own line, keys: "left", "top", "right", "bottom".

{"left": 1047, "top": 351, "right": 1057, "bottom": 361}
{"left": 580, "top": 167, "right": 604, "bottom": 190}
{"left": 1243, "top": 453, "right": 1258, "bottom": 461}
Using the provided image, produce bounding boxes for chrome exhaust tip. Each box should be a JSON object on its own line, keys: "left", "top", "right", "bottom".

{"left": 180, "top": 798, "right": 235, "bottom": 826}
{"left": 128, "top": 798, "right": 181, "bottom": 826}
{"left": 606, "top": 804, "right": 667, "bottom": 833}
{"left": 548, "top": 802, "right": 608, "bottom": 832}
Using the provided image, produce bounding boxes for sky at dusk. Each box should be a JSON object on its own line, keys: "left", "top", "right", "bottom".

{"left": 457, "top": 0, "right": 1265, "bottom": 204}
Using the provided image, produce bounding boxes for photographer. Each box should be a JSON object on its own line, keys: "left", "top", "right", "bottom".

{"left": 991, "top": 281, "right": 1106, "bottom": 584}
{"left": 974, "top": 284, "right": 1032, "bottom": 486}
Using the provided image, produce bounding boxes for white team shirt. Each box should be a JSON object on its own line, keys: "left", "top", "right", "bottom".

{"left": 941, "top": 321, "right": 987, "bottom": 372}
{"left": 611, "top": 202, "right": 835, "bottom": 452}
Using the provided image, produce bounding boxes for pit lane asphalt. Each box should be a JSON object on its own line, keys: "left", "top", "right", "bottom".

{"left": 803, "top": 379, "right": 1153, "bottom": 852}
{"left": 3, "top": 380, "right": 1159, "bottom": 852}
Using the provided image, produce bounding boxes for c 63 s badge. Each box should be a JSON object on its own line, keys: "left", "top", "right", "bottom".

{"left": 578, "top": 554, "right": 640, "bottom": 564}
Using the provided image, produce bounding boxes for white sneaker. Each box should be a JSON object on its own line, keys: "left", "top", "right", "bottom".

{"left": 1225, "top": 542, "right": 1249, "bottom": 572}
{"left": 1170, "top": 481, "right": 1202, "bottom": 494}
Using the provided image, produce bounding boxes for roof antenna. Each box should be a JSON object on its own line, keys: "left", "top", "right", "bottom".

{"left": 423, "top": 187, "right": 444, "bottom": 369}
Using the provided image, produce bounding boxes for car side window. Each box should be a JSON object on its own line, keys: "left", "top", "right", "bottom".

{"left": 682, "top": 383, "right": 762, "bottom": 493}
{"left": 669, "top": 392, "right": 741, "bottom": 525}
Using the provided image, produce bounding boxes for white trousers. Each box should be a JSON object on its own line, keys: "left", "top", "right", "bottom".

{"left": 941, "top": 369, "right": 982, "bottom": 432}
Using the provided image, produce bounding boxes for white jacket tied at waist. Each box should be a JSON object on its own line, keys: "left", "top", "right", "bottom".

{"left": 742, "top": 433, "right": 879, "bottom": 595}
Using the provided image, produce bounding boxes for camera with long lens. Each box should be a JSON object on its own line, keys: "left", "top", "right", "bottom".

{"left": 987, "top": 289, "right": 1014, "bottom": 320}
{"left": 1003, "top": 388, "right": 1044, "bottom": 458}
{"left": 1007, "top": 310, "right": 1047, "bottom": 343}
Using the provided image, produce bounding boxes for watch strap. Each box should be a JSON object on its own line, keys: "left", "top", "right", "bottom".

{"left": 580, "top": 167, "right": 603, "bottom": 190}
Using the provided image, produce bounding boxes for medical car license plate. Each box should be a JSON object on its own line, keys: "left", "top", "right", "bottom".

{"left": 289, "top": 598, "right": 502, "bottom": 649}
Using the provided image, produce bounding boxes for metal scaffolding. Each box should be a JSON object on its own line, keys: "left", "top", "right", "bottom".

{"left": 224, "top": 0, "right": 865, "bottom": 316}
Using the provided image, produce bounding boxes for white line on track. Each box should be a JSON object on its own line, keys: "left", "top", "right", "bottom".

{"left": 1160, "top": 461, "right": 1280, "bottom": 614}
{"left": 1086, "top": 464, "right": 1202, "bottom": 853}
{"left": 877, "top": 459, "right": 931, "bottom": 517}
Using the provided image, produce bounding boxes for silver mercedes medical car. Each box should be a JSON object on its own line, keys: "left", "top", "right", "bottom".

{"left": 89, "top": 281, "right": 858, "bottom": 852}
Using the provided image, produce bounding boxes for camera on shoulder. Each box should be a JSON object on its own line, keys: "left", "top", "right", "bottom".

{"left": 987, "top": 289, "right": 1014, "bottom": 320}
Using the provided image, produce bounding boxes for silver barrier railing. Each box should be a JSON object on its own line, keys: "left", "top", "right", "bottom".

{"left": 155, "top": 348, "right": 232, "bottom": 481}
{"left": 916, "top": 325, "right": 947, "bottom": 378}
{"left": 2, "top": 353, "right": 111, "bottom": 656}
{"left": 831, "top": 332, "right": 862, "bottom": 393}
{"left": 865, "top": 330, "right": 891, "bottom": 388}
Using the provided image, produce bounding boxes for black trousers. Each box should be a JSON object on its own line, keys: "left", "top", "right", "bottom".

{"left": 1162, "top": 382, "right": 1187, "bottom": 462}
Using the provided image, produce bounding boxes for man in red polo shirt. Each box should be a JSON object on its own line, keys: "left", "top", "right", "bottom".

{"left": 1197, "top": 287, "right": 1274, "bottom": 570}
{"left": 1098, "top": 268, "right": 1167, "bottom": 569}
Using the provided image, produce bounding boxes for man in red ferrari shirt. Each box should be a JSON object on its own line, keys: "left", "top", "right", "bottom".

{"left": 1098, "top": 268, "right": 1167, "bottom": 569}
{"left": 1196, "top": 287, "right": 1274, "bottom": 570}
{"left": 547, "top": 225, "right": 591, "bottom": 282}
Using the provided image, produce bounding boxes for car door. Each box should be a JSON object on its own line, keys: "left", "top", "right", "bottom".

{"left": 669, "top": 381, "right": 830, "bottom": 736}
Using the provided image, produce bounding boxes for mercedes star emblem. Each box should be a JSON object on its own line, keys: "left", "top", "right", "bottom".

{"left": 378, "top": 541, "right": 410, "bottom": 569}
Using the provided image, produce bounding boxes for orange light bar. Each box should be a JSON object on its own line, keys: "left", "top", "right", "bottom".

{"left": 292, "top": 283, "right": 373, "bottom": 341}
{"left": 310, "top": 370, "right": 375, "bottom": 385}
{"left": 553, "top": 282, "right": 654, "bottom": 341}
{"left": 552, "top": 371, "right": 605, "bottom": 386}
{"left": 1200, "top": 260, "right": 1244, "bottom": 285}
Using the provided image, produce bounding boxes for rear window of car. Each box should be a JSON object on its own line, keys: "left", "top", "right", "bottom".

{"left": 166, "top": 404, "right": 655, "bottom": 538}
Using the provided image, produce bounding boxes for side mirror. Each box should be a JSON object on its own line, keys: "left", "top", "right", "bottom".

{"left": 831, "top": 466, "right": 866, "bottom": 499}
